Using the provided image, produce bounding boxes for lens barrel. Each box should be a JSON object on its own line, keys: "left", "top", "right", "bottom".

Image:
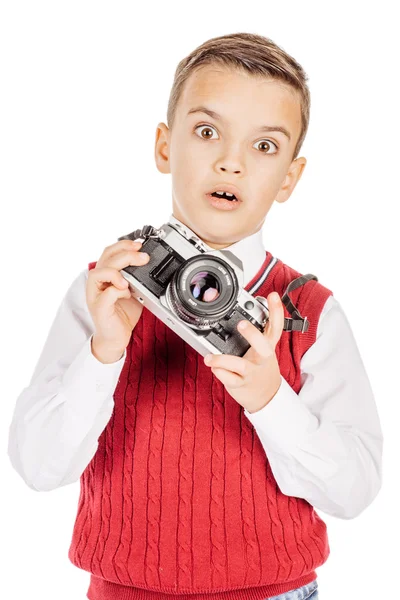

{"left": 166, "top": 255, "right": 239, "bottom": 327}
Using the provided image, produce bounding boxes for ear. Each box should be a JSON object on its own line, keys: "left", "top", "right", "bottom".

{"left": 275, "top": 157, "right": 307, "bottom": 204}
{"left": 154, "top": 122, "right": 171, "bottom": 174}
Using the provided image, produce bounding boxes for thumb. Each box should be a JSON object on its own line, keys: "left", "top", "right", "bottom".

{"left": 264, "top": 292, "right": 284, "bottom": 346}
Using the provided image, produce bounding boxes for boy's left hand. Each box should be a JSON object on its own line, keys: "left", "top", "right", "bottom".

{"left": 203, "top": 292, "right": 284, "bottom": 413}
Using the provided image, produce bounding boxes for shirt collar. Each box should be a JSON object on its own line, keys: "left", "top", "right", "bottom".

{"left": 167, "top": 214, "right": 266, "bottom": 288}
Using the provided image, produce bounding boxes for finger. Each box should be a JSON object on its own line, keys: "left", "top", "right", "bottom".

{"left": 211, "top": 366, "right": 244, "bottom": 389}
{"left": 97, "top": 283, "right": 132, "bottom": 312}
{"left": 237, "top": 320, "right": 272, "bottom": 364}
{"left": 204, "top": 353, "right": 250, "bottom": 377}
{"left": 99, "top": 239, "right": 143, "bottom": 262}
{"left": 87, "top": 267, "right": 130, "bottom": 304}
{"left": 265, "top": 292, "right": 285, "bottom": 346}
{"left": 103, "top": 248, "right": 150, "bottom": 271}
{"left": 95, "top": 250, "right": 150, "bottom": 288}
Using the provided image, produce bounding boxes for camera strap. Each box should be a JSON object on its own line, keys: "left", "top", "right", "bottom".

{"left": 126, "top": 225, "right": 160, "bottom": 241}
{"left": 278, "top": 273, "right": 318, "bottom": 333}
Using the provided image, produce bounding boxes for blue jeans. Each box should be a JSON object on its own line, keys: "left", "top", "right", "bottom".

{"left": 267, "top": 579, "right": 319, "bottom": 600}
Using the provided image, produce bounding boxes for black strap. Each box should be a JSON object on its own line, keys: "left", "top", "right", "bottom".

{"left": 281, "top": 274, "right": 318, "bottom": 333}
{"left": 118, "top": 225, "right": 158, "bottom": 242}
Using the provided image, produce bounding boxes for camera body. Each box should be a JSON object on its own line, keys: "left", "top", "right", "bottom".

{"left": 118, "top": 221, "right": 272, "bottom": 358}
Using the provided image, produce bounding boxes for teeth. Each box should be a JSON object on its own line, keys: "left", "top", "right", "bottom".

{"left": 215, "top": 191, "right": 234, "bottom": 197}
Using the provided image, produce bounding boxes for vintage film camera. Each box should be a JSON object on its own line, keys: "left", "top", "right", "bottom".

{"left": 118, "top": 221, "right": 316, "bottom": 358}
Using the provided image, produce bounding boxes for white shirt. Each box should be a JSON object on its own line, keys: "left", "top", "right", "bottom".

{"left": 7, "top": 214, "right": 383, "bottom": 520}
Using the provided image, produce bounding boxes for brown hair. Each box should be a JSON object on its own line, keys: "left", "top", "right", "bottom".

{"left": 166, "top": 32, "right": 310, "bottom": 161}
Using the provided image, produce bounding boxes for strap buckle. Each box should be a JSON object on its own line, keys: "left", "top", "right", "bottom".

{"left": 301, "top": 316, "right": 308, "bottom": 333}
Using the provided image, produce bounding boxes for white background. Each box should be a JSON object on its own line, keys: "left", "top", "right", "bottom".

{"left": 1, "top": 2, "right": 397, "bottom": 599}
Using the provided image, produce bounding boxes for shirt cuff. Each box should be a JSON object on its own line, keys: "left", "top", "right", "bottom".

{"left": 60, "top": 335, "right": 127, "bottom": 417}
{"left": 86, "top": 333, "right": 127, "bottom": 368}
{"left": 243, "top": 375, "right": 318, "bottom": 454}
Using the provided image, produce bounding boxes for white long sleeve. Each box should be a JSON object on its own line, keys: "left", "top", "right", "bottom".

{"left": 7, "top": 266, "right": 383, "bottom": 519}
{"left": 7, "top": 268, "right": 127, "bottom": 492}
{"left": 244, "top": 296, "right": 384, "bottom": 520}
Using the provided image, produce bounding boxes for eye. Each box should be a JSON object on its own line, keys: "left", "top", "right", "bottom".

{"left": 194, "top": 124, "right": 219, "bottom": 140}
{"left": 253, "top": 139, "right": 279, "bottom": 154}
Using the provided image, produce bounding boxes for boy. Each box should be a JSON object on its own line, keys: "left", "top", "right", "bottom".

{"left": 8, "top": 32, "right": 383, "bottom": 600}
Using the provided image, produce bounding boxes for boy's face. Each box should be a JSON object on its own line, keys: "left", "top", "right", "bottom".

{"left": 155, "top": 65, "right": 306, "bottom": 250}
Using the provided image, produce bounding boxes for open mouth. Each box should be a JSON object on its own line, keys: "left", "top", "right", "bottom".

{"left": 206, "top": 191, "right": 242, "bottom": 211}
{"left": 210, "top": 191, "right": 238, "bottom": 202}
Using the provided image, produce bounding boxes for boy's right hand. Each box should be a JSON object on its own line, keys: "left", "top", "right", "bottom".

{"left": 86, "top": 239, "right": 150, "bottom": 362}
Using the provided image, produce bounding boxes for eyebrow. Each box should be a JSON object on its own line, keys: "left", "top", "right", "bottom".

{"left": 187, "top": 106, "right": 291, "bottom": 141}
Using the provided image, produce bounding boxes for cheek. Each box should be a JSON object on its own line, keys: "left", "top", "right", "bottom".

{"left": 171, "top": 138, "right": 211, "bottom": 184}
{"left": 251, "top": 158, "right": 288, "bottom": 189}
{"left": 169, "top": 150, "right": 196, "bottom": 200}
{"left": 170, "top": 133, "right": 200, "bottom": 168}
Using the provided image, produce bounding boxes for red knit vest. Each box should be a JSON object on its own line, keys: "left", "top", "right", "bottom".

{"left": 68, "top": 250, "right": 333, "bottom": 600}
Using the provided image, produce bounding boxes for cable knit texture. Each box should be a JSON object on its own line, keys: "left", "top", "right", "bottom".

{"left": 68, "top": 251, "right": 333, "bottom": 600}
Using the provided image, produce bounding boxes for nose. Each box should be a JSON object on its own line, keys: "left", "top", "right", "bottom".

{"left": 214, "top": 148, "right": 244, "bottom": 175}
{"left": 219, "top": 166, "right": 241, "bottom": 174}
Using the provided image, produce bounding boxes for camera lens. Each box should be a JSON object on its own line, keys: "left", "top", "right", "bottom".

{"left": 166, "top": 254, "right": 239, "bottom": 328}
{"left": 189, "top": 271, "right": 221, "bottom": 303}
